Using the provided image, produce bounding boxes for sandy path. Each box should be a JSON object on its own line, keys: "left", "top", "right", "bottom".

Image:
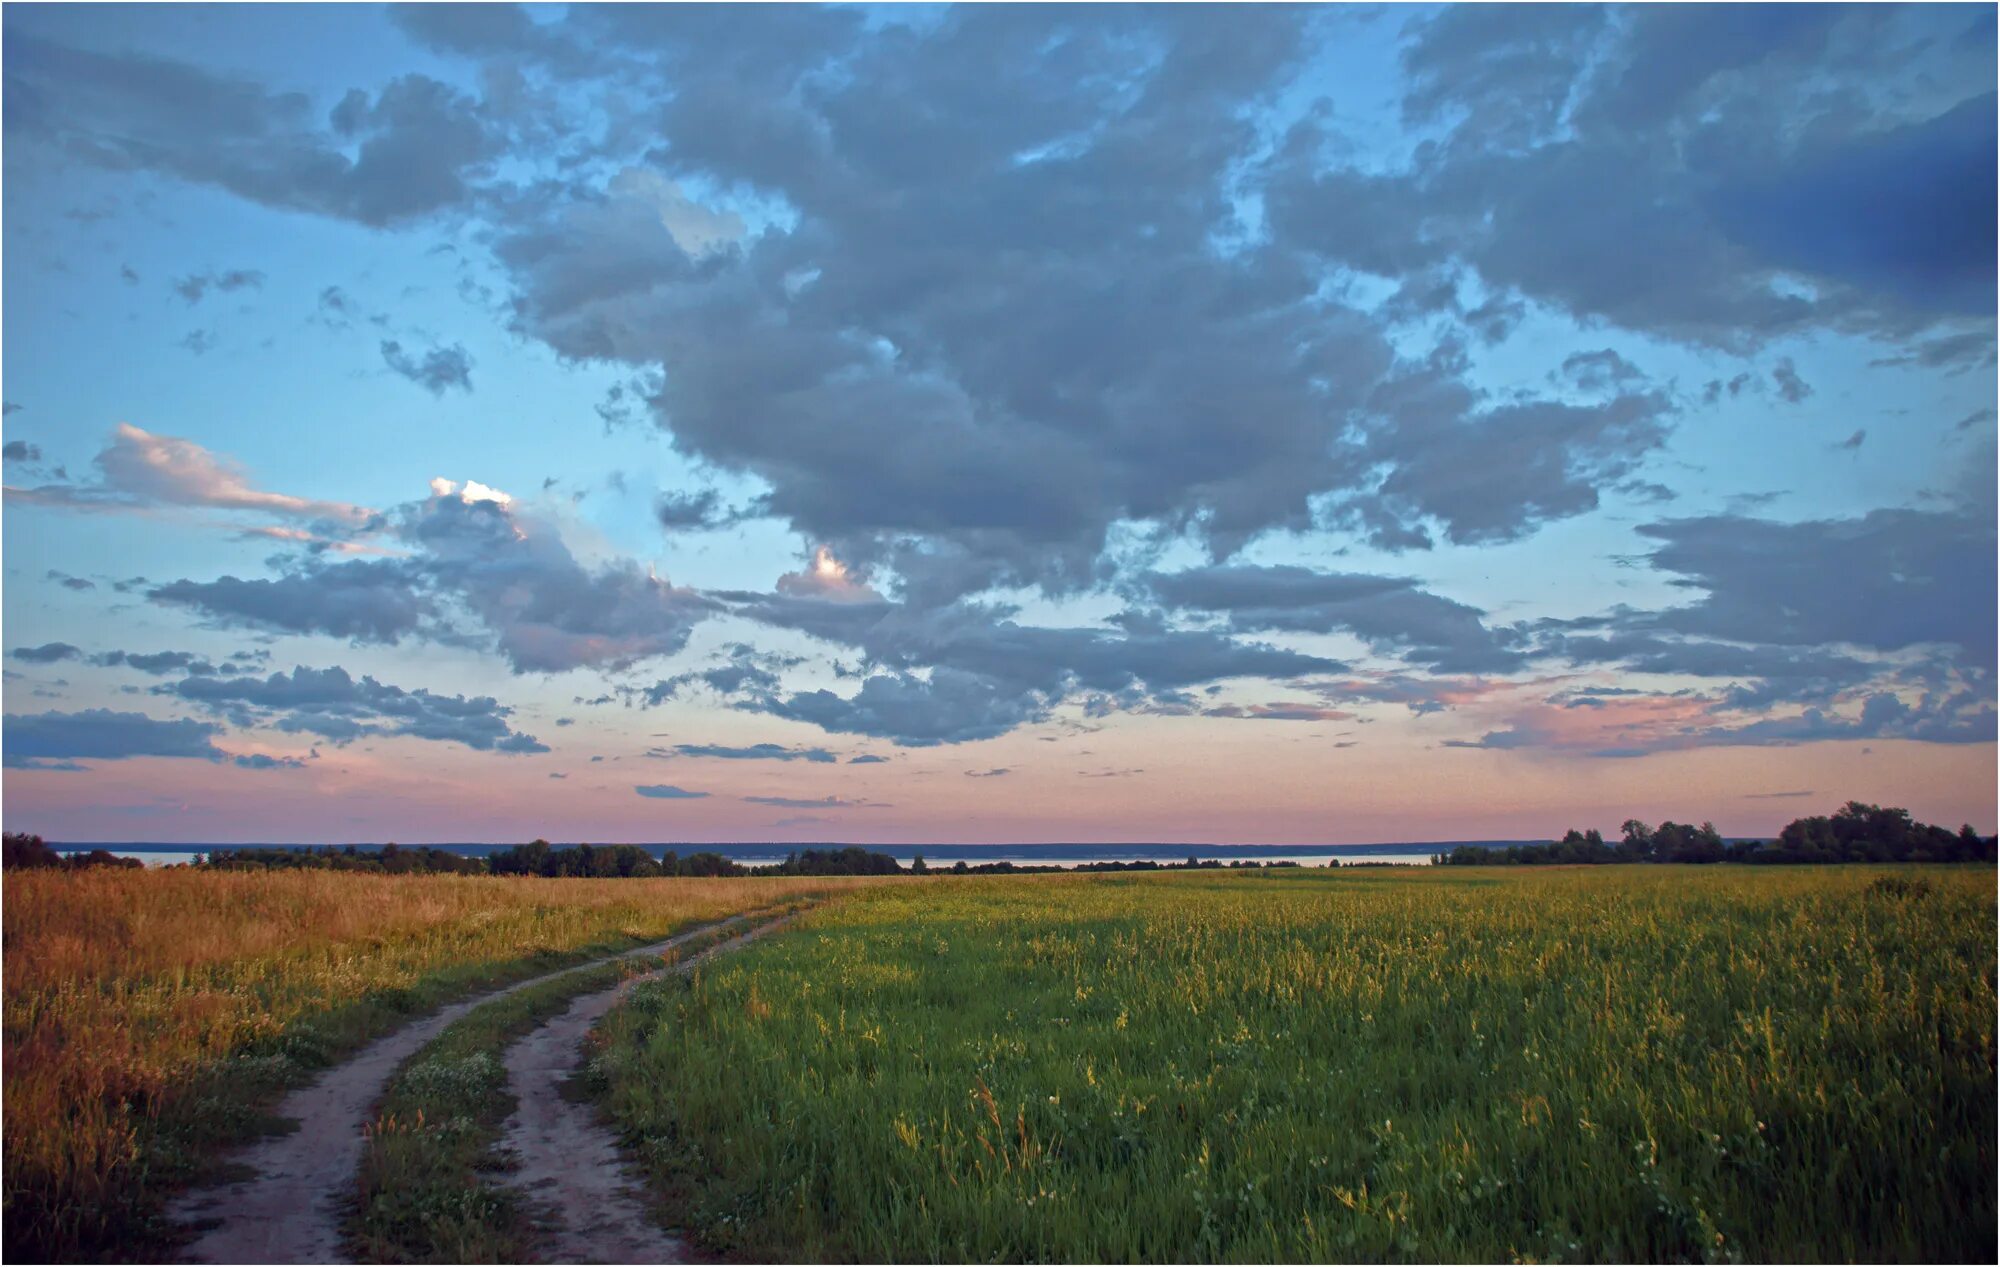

{"left": 499, "top": 915, "right": 794, "bottom": 1264}
{"left": 169, "top": 915, "right": 760, "bottom": 1265}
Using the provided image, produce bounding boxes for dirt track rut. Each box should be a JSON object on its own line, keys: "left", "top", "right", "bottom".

{"left": 498, "top": 915, "right": 793, "bottom": 1264}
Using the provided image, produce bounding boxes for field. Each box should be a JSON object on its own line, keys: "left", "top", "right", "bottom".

{"left": 594, "top": 866, "right": 1996, "bottom": 1263}
{"left": 0, "top": 867, "right": 857, "bottom": 1260}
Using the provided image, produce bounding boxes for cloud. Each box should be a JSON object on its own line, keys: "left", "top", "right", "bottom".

{"left": 964, "top": 768, "right": 1011, "bottom": 778}
{"left": 149, "top": 481, "right": 715, "bottom": 672}
{"left": 380, "top": 340, "right": 474, "bottom": 394}
{"left": 232, "top": 752, "right": 307, "bottom": 770}
{"left": 3, "top": 423, "right": 370, "bottom": 524}
{"left": 1271, "top": 7, "right": 1994, "bottom": 347}
{"left": 9, "top": 642, "right": 81, "bottom": 664}
{"left": 1203, "top": 703, "right": 1353, "bottom": 722}
{"left": 166, "top": 664, "right": 548, "bottom": 752}
{"left": 4, "top": 36, "right": 500, "bottom": 227}
{"left": 3, "top": 707, "right": 225, "bottom": 768}
{"left": 637, "top": 643, "right": 798, "bottom": 704}
{"left": 475, "top": 4, "right": 1703, "bottom": 600}
{"left": 1636, "top": 508, "right": 1996, "bottom": 669}
{"left": 847, "top": 753, "right": 888, "bottom": 764}
{"left": 151, "top": 562, "right": 430, "bottom": 644}
{"left": 173, "top": 269, "right": 264, "bottom": 304}
{"left": 635, "top": 784, "right": 709, "bottom": 799}
{"left": 741, "top": 794, "right": 874, "bottom": 808}
{"left": 725, "top": 589, "right": 1346, "bottom": 745}
{"left": 46, "top": 570, "right": 95, "bottom": 591}
{"left": 1446, "top": 685, "right": 1995, "bottom": 758}
{"left": 666, "top": 743, "right": 837, "bottom": 763}
{"left": 654, "top": 488, "right": 727, "bottom": 529}
{"left": 94, "top": 650, "right": 217, "bottom": 676}
{"left": 761, "top": 668, "right": 1050, "bottom": 747}
{"left": 3, "top": 441, "right": 40, "bottom": 462}
{"left": 1147, "top": 564, "right": 1521, "bottom": 672}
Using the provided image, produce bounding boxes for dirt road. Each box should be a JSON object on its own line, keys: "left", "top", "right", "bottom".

{"left": 170, "top": 915, "right": 764, "bottom": 1264}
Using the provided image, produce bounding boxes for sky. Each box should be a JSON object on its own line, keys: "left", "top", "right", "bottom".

{"left": 1, "top": 2, "right": 1994, "bottom": 845}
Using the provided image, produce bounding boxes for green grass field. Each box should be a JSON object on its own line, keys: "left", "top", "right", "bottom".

{"left": 594, "top": 866, "right": 1996, "bottom": 1263}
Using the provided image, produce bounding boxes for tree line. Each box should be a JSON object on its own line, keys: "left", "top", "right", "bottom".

{"left": 1434, "top": 802, "right": 1996, "bottom": 866}
{"left": 2, "top": 833, "right": 142, "bottom": 871}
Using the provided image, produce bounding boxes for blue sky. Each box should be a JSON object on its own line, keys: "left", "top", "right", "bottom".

{"left": 3, "top": 3, "right": 1993, "bottom": 844}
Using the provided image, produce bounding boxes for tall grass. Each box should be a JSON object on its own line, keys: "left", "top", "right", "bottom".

{"left": 1, "top": 868, "right": 859, "bottom": 1261}
{"left": 595, "top": 866, "right": 1996, "bottom": 1262}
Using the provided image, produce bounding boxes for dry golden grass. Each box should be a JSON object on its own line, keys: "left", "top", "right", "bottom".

{"left": 1, "top": 867, "right": 871, "bottom": 1260}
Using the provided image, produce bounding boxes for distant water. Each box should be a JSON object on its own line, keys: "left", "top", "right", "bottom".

{"left": 51, "top": 841, "right": 1545, "bottom": 869}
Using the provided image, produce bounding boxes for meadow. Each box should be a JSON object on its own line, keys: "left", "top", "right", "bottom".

{"left": 0, "top": 867, "right": 856, "bottom": 1260}
{"left": 595, "top": 866, "right": 1996, "bottom": 1263}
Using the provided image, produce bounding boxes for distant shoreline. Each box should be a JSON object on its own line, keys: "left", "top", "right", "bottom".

{"left": 44, "top": 840, "right": 1573, "bottom": 869}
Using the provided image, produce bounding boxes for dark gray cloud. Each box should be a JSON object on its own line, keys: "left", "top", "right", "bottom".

{"left": 1146, "top": 564, "right": 1521, "bottom": 672}
{"left": 94, "top": 649, "right": 218, "bottom": 676}
{"left": 761, "top": 668, "right": 1050, "bottom": 747}
{"left": 380, "top": 340, "right": 473, "bottom": 394}
{"left": 1637, "top": 508, "right": 1996, "bottom": 669}
{"left": 726, "top": 591, "right": 1345, "bottom": 745}
{"left": 654, "top": 489, "right": 728, "bottom": 530}
{"left": 636, "top": 643, "right": 797, "bottom": 705}
{"left": 9, "top": 642, "right": 81, "bottom": 663}
{"left": 3, "top": 440, "right": 40, "bottom": 462}
{"left": 173, "top": 269, "right": 264, "bottom": 305}
{"left": 151, "top": 561, "right": 430, "bottom": 644}
{"left": 3, "top": 707, "right": 225, "bottom": 768}
{"left": 635, "top": 784, "right": 708, "bottom": 799}
{"left": 1271, "top": 6, "right": 1994, "bottom": 347}
{"left": 166, "top": 663, "right": 548, "bottom": 752}
{"left": 3, "top": 36, "right": 500, "bottom": 226}
{"left": 666, "top": 743, "right": 836, "bottom": 763}
{"left": 232, "top": 752, "right": 307, "bottom": 770}
{"left": 470, "top": 4, "right": 1703, "bottom": 597}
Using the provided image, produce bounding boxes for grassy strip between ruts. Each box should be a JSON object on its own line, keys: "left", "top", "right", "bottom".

{"left": 344, "top": 907, "right": 804, "bottom": 1263}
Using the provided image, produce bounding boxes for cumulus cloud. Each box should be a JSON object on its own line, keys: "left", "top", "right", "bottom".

{"left": 4, "top": 36, "right": 500, "bottom": 227}
{"left": 1270, "top": 5, "right": 1995, "bottom": 346}
{"left": 94, "top": 649, "right": 218, "bottom": 676}
{"left": 3, "top": 707, "right": 225, "bottom": 768}
{"left": 9, "top": 642, "right": 82, "bottom": 664}
{"left": 666, "top": 743, "right": 837, "bottom": 763}
{"left": 149, "top": 480, "right": 714, "bottom": 672}
{"left": 464, "top": 4, "right": 1705, "bottom": 599}
{"left": 635, "top": 784, "right": 708, "bottom": 799}
{"left": 725, "top": 591, "right": 1345, "bottom": 745}
{"left": 1636, "top": 508, "right": 1996, "bottom": 669}
{"left": 1147, "top": 565, "right": 1521, "bottom": 672}
{"left": 3, "top": 440, "right": 41, "bottom": 462}
{"left": 166, "top": 664, "right": 548, "bottom": 752}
